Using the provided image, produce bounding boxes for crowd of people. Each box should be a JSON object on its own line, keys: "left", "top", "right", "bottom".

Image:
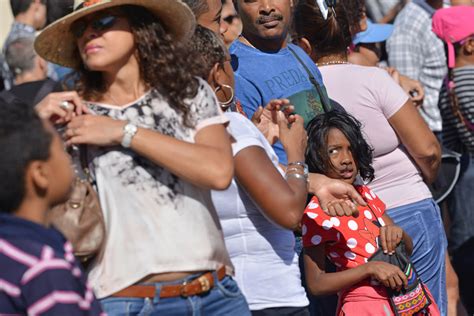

{"left": 0, "top": 0, "right": 472, "bottom": 315}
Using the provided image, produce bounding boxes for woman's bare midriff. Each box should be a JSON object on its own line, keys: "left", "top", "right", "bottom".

{"left": 138, "top": 271, "right": 208, "bottom": 283}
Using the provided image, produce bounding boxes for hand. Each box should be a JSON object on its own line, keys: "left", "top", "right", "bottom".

{"left": 251, "top": 99, "right": 295, "bottom": 145}
{"left": 399, "top": 75, "right": 424, "bottom": 108}
{"left": 384, "top": 67, "right": 400, "bottom": 84}
{"left": 277, "top": 112, "right": 307, "bottom": 162}
{"left": 379, "top": 225, "right": 404, "bottom": 255}
{"left": 65, "top": 115, "right": 126, "bottom": 147}
{"left": 308, "top": 173, "right": 366, "bottom": 216}
{"left": 366, "top": 261, "right": 408, "bottom": 292}
{"left": 35, "top": 91, "right": 89, "bottom": 124}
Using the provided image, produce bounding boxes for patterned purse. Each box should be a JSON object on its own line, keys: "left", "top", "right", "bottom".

{"left": 369, "top": 241, "right": 432, "bottom": 316}
{"left": 366, "top": 203, "right": 432, "bottom": 316}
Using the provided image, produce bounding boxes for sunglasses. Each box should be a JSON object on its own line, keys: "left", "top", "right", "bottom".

{"left": 71, "top": 14, "right": 121, "bottom": 39}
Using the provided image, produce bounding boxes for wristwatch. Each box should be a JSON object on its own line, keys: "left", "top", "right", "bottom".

{"left": 121, "top": 123, "right": 138, "bottom": 148}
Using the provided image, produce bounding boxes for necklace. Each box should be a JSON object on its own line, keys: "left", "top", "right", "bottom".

{"left": 315, "top": 60, "right": 349, "bottom": 67}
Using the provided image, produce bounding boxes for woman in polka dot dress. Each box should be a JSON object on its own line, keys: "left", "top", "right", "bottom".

{"left": 301, "top": 111, "right": 440, "bottom": 315}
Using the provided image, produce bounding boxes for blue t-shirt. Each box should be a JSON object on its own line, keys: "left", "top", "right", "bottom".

{"left": 230, "top": 41, "right": 331, "bottom": 164}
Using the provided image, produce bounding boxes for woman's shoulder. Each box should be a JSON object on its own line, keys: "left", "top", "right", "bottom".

{"left": 186, "top": 77, "right": 222, "bottom": 119}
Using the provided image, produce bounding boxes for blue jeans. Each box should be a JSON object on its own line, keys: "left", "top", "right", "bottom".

{"left": 387, "top": 198, "right": 447, "bottom": 316}
{"left": 447, "top": 154, "right": 474, "bottom": 251}
{"left": 101, "top": 275, "right": 251, "bottom": 316}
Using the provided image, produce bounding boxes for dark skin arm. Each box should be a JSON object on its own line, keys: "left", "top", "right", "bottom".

{"left": 388, "top": 100, "right": 441, "bottom": 184}
{"left": 234, "top": 114, "right": 308, "bottom": 230}
{"left": 304, "top": 245, "right": 408, "bottom": 296}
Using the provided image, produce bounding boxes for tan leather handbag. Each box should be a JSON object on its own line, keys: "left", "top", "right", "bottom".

{"left": 47, "top": 146, "right": 105, "bottom": 263}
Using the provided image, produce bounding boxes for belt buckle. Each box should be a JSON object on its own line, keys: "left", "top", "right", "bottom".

{"left": 197, "top": 274, "right": 211, "bottom": 293}
{"left": 179, "top": 274, "right": 211, "bottom": 298}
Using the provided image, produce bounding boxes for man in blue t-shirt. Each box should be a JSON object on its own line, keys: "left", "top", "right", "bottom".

{"left": 230, "top": 0, "right": 336, "bottom": 165}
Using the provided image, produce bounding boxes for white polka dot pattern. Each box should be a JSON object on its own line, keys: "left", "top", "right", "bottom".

{"left": 307, "top": 212, "right": 318, "bottom": 219}
{"left": 347, "top": 238, "right": 357, "bottom": 249}
{"left": 311, "top": 235, "right": 322, "bottom": 245}
{"left": 302, "top": 224, "right": 307, "bottom": 236}
{"left": 365, "top": 243, "right": 376, "bottom": 254}
{"left": 330, "top": 217, "right": 340, "bottom": 227}
{"left": 364, "top": 210, "right": 373, "bottom": 219}
{"left": 322, "top": 220, "right": 333, "bottom": 230}
{"left": 344, "top": 251, "right": 357, "bottom": 260}
{"left": 348, "top": 220, "right": 358, "bottom": 230}
{"left": 307, "top": 201, "right": 319, "bottom": 209}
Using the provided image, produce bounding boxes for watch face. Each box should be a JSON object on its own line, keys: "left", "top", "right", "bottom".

{"left": 125, "top": 124, "right": 137, "bottom": 133}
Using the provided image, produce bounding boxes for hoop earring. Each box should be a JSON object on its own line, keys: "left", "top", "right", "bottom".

{"left": 214, "top": 84, "right": 235, "bottom": 111}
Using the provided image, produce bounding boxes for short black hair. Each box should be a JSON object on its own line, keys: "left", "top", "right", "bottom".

{"left": 46, "top": 0, "right": 73, "bottom": 25}
{"left": 10, "top": 0, "right": 35, "bottom": 17}
{"left": 0, "top": 96, "right": 52, "bottom": 213}
{"left": 188, "top": 25, "right": 227, "bottom": 78}
{"left": 306, "top": 110, "right": 375, "bottom": 182}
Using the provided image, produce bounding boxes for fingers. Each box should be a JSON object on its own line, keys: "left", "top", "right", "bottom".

{"left": 326, "top": 200, "right": 346, "bottom": 216}
{"left": 346, "top": 185, "right": 366, "bottom": 207}
{"left": 380, "top": 226, "right": 388, "bottom": 253}
{"left": 276, "top": 110, "right": 289, "bottom": 131}
{"left": 35, "top": 91, "right": 86, "bottom": 122}
{"left": 392, "top": 269, "right": 408, "bottom": 291}
{"left": 251, "top": 106, "right": 263, "bottom": 124}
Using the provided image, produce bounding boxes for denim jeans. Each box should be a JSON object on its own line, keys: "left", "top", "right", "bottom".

{"left": 387, "top": 198, "right": 447, "bottom": 316}
{"left": 100, "top": 275, "right": 251, "bottom": 316}
{"left": 446, "top": 154, "right": 474, "bottom": 251}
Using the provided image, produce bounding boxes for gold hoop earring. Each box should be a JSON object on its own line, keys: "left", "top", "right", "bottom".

{"left": 214, "top": 84, "right": 235, "bottom": 110}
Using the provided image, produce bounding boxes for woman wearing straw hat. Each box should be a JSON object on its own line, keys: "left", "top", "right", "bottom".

{"left": 34, "top": 0, "right": 250, "bottom": 315}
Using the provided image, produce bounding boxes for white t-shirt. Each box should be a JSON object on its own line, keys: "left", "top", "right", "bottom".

{"left": 319, "top": 64, "right": 432, "bottom": 209}
{"left": 86, "top": 78, "right": 233, "bottom": 298}
{"left": 212, "top": 112, "right": 309, "bottom": 310}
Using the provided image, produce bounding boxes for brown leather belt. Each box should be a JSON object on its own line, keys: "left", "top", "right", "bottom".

{"left": 112, "top": 266, "right": 226, "bottom": 299}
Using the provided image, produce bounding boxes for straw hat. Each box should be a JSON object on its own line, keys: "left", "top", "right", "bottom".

{"left": 34, "top": 0, "right": 196, "bottom": 68}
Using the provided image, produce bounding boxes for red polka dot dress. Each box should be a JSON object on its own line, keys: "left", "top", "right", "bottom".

{"left": 301, "top": 185, "right": 440, "bottom": 316}
{"left": 302, "top": 185, "right": 386, "bottom": 270}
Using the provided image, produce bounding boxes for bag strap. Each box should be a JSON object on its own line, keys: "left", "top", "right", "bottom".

{"left": 78, "top": 145, "right": 94, "bottom": 184}
{"left": 287, "top": 46, "right": 331, "bottom": 113}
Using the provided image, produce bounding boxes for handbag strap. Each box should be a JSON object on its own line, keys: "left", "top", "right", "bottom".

{"left": 287, "top": 46, "right": 331, "bottom": 113}
{"left": 78, "top": 145, "right": 93, "bottom": 183}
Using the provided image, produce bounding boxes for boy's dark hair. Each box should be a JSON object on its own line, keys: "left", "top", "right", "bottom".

{"left": 10, "top": 0, "right": 35, "bottom": 17}
{"left": 306, "top": 110, "right": 375, "bottom": 182}
{"left": 0, "top": 96, "right": 52, "bottom": 213}
{"left": 188, "top": 25, "right": 227, "bottom": 78}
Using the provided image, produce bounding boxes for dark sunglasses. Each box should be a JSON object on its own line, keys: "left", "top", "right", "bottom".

{"left": 71, "top": 14, "right": 121, "bottom": 39}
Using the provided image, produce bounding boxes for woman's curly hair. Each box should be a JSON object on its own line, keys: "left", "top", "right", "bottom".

{"left": 73, "top": 5, "right": 199, "bottom": 126}
{"left": 306, "top": 110, "right": 375, "bottom": 182}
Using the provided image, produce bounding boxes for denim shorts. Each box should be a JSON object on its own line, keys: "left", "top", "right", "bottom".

{"left": 100, "top": 274, "right": 251, "bottom": 316}
{"left": 387, "top": 198, "right": 447, "bottom": 316}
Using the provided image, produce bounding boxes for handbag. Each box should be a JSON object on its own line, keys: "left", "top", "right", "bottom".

{"left": 428, "top": 147, "right": 462, "bottom": 204}
{"left": 366, "top": 205, "right": 432, "bottom": 315}
{"left": 46, "top": 146, "right": 105, "bottom": 264}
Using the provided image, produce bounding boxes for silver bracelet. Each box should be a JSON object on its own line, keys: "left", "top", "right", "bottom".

{"left": 285, "top": 172, "right": 308, "bottom": 181}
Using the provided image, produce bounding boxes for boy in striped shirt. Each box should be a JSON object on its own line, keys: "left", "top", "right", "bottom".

{"left": 0, "top": 97, "right": 102, "bottom": 315}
